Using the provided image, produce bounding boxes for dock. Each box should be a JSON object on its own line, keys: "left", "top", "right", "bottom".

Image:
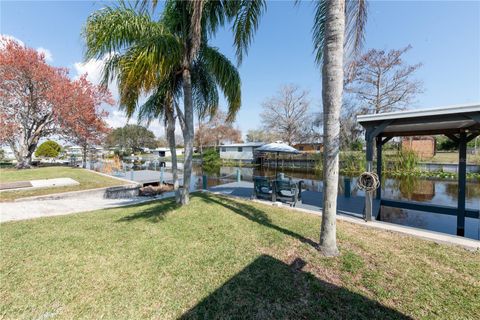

{"left": 113, "top": 170, "right": 183, "bottom": 185}
{"left": 208, "top": 181, "right": 380, "bottom": 219}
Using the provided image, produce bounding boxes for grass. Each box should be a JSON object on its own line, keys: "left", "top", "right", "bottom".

{"left": 424, "top": 152, "right": 480, "bottom": 164}
{"left": 0, "top": 167, "right": 126, "bottom": 201}
{"left": 1, "top": 193, "right": 479, "bottom": 319}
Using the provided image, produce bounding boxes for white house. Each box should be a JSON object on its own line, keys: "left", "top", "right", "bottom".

{"left": 152, "top": 147, "right": 184, "bottom": 158}
{"left": 1, "top": 146, "right": 15, "bottom": 160}
{"left": 219, "top": 143, "right": 265, "bottom": 162}
{"left": 64, "top": 146, "right": 105, "bottom": 158}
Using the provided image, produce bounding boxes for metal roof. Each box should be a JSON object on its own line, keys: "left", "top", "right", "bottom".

{"left": 357, "top": 103, "right": 480, "bottom": 137}
{"left": 256, "top": 142, "right": 300, "bottom": 154}
{"left": 220, "top": 142, "right": 265, "bottom": 148}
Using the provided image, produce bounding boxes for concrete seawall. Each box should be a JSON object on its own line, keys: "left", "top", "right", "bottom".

{"left": 258, "top": 159, "right": 480, "bottom": 173}
{"left": 14, "top": 184, "right": 141, "bottom": 202}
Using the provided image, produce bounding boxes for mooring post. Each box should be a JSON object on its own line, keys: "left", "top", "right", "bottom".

{"left": 365, "top": 129, "right": 374, "bottom": 221}
{"left": 130, "top": 166, "right": 134, "bottom": 181}
{"left": 457, "top": 132, "right": 467, "bottom": 237}
{"left": 344, "top": 177, "right": 351, "bottom": 198}
{"left": 236, "top": 169, "right": 241, "bottom": 182}
{"left": 160, "top": 166, "right": 164, "bottom": 185}
{"left": 376, "top": 136, "right": 383, "bottom": 200}
{"left": 202, "top": 175, "right": 207, "bottom": 190}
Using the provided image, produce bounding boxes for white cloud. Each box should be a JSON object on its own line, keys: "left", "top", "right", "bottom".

{"left": 105, "top": 109, "right": 129, "bottom": 128}
{"left": 73, "top": 58, "right": 106, "bottom": 84}
{"left": 0, "top": 34, "right": 24, "bottom": 48}
{"left": 36, "top": 47, "right": 53, "bottom": 62}
{"left": 1, "top": 34, "right": 53, "bottom": 62}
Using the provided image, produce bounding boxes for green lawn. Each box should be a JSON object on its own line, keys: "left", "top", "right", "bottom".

{"left": 0, "top": 167, "right": 126, "bottom": 201}
{"left": 424, "top": 152, "right": 480, "bottom": 164}
{"left": 1, "top": 193, "right": 479, "bottom": 319}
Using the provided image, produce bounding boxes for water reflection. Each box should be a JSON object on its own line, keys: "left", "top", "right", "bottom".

{"left": 191, "top": 164, "right": 479, "bottom": 240}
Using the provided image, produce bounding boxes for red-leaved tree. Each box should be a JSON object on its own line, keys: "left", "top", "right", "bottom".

{"left": 0, "top": 38, "right": 112, "bottom": 168}
{"left": 59, "top": 76, "right": 113, "bottom": 167}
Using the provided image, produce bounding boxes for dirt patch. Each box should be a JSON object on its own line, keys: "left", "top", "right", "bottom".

{"left": 0, "top": 181, "right": 32, "bottom": 190}
{"left": 139, "top": 184, "right": 174, "bottom": 196}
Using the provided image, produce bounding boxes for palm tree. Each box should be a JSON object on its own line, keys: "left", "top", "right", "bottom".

{"left": 84, "top": 2, "right": 244, "bottom": 204}
{"left": 312, "top": 0, "right": 367, "bottom": 256}
{"left": 158, "top": 0, "right": 266, "bottom": 204}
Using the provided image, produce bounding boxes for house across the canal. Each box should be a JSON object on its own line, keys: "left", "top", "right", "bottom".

{"left": 152, "top": 147, "right": 184, "bottom": 158}
{"left": 401, "top": 136, "right": 436, "bottom": 159}
{"left": 293, "top": 142, "right": 323, "bottom": 153}
{"left": 219, "top": 143, "right": 265, "bottom": 162}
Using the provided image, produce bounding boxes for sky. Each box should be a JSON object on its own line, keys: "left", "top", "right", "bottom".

{"left": 1, "top": 0, "right": 479, "bottom": 139}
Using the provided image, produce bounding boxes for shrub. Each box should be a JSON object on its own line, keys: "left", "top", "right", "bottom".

{"left": 349, "top": 140, "right": 363, "bottom": 151}
{"left": 203, "top": 149, "right": 220, "bottom": 166}
{"left": 35, "top": 140, "right": 62, "bottom": 158}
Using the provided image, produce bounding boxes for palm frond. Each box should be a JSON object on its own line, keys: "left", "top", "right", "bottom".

{"left": 137, "top": 89, "right": 165, "bottom": 126}
{"left": 135, "top": 0, "right": 159, "bottom": 13}
{"left": 202, "top": 46, "right": 241, "bottom": 121}
{"left": 345, "top": 0, "right": 368, "bottom": 60}
{"left": 312, "top": 0, "right": 328, "bottom": 66}
{"left": 84, "top": 6, "right": 159, "bottom": 60}
{"left": 312, "top": 0, "right": 368, "bottom": 65}
{"left": 231, "top": 0, "right": 266, "bottom": 65}
{"left": 191, "top": 60, "right": 219, "bottom": 120}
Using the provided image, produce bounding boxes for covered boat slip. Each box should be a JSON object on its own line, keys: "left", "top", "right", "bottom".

{"left": 357, "top": 104, "right": 480, "bottom": 237}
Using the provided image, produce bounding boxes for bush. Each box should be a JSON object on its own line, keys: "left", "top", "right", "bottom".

{"left": 202, "top": 149, "right": 220, "bottom": 166}
{"left": 437, "top": 136, "right": 457, "bottom": 151}
{"left": 349, "top": 140, "right": 363, "bottom": 151}
{"left": 35, "top": 141, "right": 62, "bottom": 158}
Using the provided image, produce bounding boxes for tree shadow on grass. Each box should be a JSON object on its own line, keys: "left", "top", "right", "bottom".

{"left": 114, "top": 193, "right": 317, "bottom": 247}
{"left": 197, "top": 193, "right": 318, "bottom": 248}
{"left": 181, "top": 254, "right": 412, "bottom": 320}
{"left": 116, "top": 197, "right": 179, "bottom": 223}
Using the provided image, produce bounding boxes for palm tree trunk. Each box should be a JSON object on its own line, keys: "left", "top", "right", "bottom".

{"left": 166, "top": 105, "right": 180, "bottom": 203}
{"left": 178, "top": 0, "right": 204, "bottom": 206}
{"left": 319, "top": 0, "right": 345, "bottom": 257}
{"left": 181, "top": 68, "right": 194, "bottom": 205}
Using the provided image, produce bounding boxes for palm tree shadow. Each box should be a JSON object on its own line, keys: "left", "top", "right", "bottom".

{"left": 116, "top": 198, "right": 179, "bottom": 223}
{"left": 180, "top": 254, "right": 412, "bottom": 319}
{"left": 198, "top": 193, "right": 318, "bottom": 248}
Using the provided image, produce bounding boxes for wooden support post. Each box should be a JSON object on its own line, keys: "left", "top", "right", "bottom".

{"left": 376, "top": 136, "right": 382, "bottom": 200}
{"left": 457, "top": 132, "right": 467, "bottom": 237}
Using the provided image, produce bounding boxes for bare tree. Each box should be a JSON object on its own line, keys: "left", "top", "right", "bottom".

{"left": 245, "top": 129, "right": 277, "bottom": 143}
{"left": 260, "top": 85, "right": 310, "bottom": 145}
{"left": 195, "top": 110, "right": 242, "bottom": 150}
{"left": 299, "top": 112, "right": 323, "bottom": 144}
{"left": 346, "top": 45, "right": 422, "bottom": 114}
{"left": 339, "top": 99, "right": 363, "bottom": 150}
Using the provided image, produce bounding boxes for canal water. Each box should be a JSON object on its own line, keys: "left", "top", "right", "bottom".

{"left": 104, "top": 160, "right": 479, "bottom": 240}
{"left": 191, "top": 165, "right": 480, "bottom": 240}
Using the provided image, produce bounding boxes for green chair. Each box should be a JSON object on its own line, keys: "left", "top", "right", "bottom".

{"left": 273, "top": 178, "right": 298, "bottom": 206}
{"left": 253, "top": 176, "right": 273, "bottom": 201}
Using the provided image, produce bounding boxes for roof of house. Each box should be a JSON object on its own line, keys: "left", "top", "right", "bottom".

{"left": 294, "top": 142, "right": 323, "bottom": 146}
{"left": 357, "top": 103, "right": 480, "bottom": 137}
{"left": 220, "top": 142, "right": 265, "bottom": 148}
